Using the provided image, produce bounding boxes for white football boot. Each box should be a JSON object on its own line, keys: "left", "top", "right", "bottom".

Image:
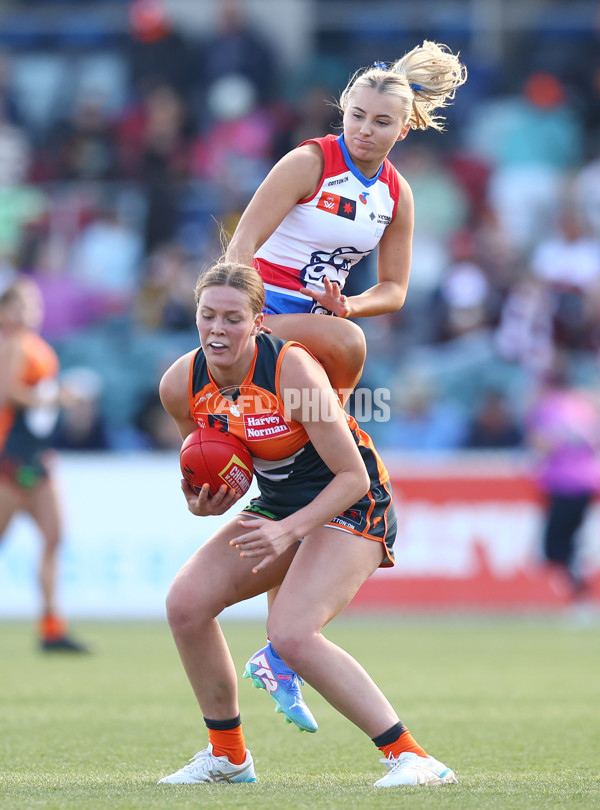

{"left": 158, "top": 744, "right": 256, "bottom": 784}
{"left": 374, "top": 751, "right": 457, "bottom": 787}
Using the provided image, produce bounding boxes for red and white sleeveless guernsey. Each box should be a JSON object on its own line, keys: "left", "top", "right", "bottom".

{"left": 255, "top": 134, "right": 402, "bottom": 315}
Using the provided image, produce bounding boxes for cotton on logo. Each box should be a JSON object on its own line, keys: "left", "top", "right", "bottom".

{"left": 251, "top": 653, "right": 278, "bottom": 692}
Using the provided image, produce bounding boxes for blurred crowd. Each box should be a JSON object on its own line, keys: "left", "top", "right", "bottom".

{"left": 1, "top": 0, "right": 600, "bottom": 452}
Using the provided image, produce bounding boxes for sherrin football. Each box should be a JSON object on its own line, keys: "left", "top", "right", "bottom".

{"left": 180, "top": 427, "right": 253, "bottom": 497}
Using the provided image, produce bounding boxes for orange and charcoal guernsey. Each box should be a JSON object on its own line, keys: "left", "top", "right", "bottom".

{"left": 188, "top": 332, "right": 396, "bottom": 565}
{"left": 0, "top": 331, "right": 60, "bottom": 483}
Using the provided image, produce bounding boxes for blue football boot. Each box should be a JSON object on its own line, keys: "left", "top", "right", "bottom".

{"left": 243, "top": 641, "right": 318, "bottom": 732}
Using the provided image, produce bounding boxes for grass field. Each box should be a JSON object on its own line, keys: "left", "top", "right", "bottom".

{"left": 1, "top": 616, "right": 599, "bottom": 809}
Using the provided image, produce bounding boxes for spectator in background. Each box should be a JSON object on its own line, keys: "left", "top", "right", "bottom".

{"left": 430, "top": 229, "right": 496, "bottom": 344}
{"left": 573, "top": 147, "right": 600, "bottom": 239}
{"left": 394, "top": 144, "right": 470, "bottom": 244}
{"left": 190, "top": 74, "right": 276, "bottom": 198}
{"left": 494, "top": 275, "right": 555, "bottom": 374}
{"left": 0, "top": 97, "right": 47, "bottom": 260}
{"left": 127, "top": 0, "right": 194, "bottom": 103}
{"left": 22, "top": 233, "right": 110, "bottom": 340}
{"left": 196, "top": 0, "right": 279, "bottom": 111}
{"left": 388, "top": 372, "right": 467, "bottom": 451}
{"left": 134, "top": 242, "right": 197, "bottom": 332}
{"left": 390, "top": 144, "right": 470, "bottom": 344}
{"left": 67, "top": 204, "right": 144, "bottom": 317}
{"left": 0, "top": 253, "right": 18, "bottom": 295}
{"left": 281, "top": 83, "right": 341, "bottom": 152}
{"left": 463, "top": 388, "right": 523, "bottom": 450}
{"left": 526, "top": 358, "right": 600, "bottom": 602}
{"left": 118, "top": 82, "right": 193, "bottom": 252}
{"left": 0, "top": 53, "right": 24, "bottom": 127}
{"left": 465, "top": 71, "right": 584, "bottom": 252}
{"left": 530, "top": 206, "right": 600, "bottom": 350}
{"left": 53, "top": 367, "right": 110, "bottom": 452}
{"left": 48, "top": 92, "right": 118, "bottom": 182}
{"left": 0, "top": 112, "right": 31, "bottom": 189}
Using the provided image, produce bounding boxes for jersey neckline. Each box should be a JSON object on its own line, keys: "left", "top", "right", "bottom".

{"left": 337, "top": 134, "right": 384, "bottom": 188}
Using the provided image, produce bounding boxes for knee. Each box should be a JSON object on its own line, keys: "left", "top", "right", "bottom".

{"left": 165, "top": 578, "right": 211, "bottom": 636}
{"left": 330, "top": 319, "right": 367, "bottom": 369}
{"left": 266, "top": 623, "right": 306, "bottom": 671}
{"left": 42, "top": 533, "right": 61, "bottom": 554}
{"left": 320, "top": 320, "right": 367, "bottom": 392}
{"left": 343, "top": 319, "right": 367, "bottom": 363}
{"left": 164, "top": 582, "right": 192, "bottom": 635}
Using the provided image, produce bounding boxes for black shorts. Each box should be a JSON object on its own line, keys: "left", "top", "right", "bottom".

{"left": 241, "top": 481, "right": 397, "bottom": 567}
{"left": 0, "top": 449, "right": 51, "bottom": 490}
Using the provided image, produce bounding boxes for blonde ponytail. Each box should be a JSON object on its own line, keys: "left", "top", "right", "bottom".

{"left": 394, "top": 40, "right": 468, "bottom": 131}
{"left": 339, "top": 41, "right": 467, "bottom": 133}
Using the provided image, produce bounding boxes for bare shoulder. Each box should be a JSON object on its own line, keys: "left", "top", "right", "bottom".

{"left": 384, "top": 170, "right": 414, "bottom": 234}
{"left": 271, "top": 142, "right": 324, "bottom": 196}
{"left": 159, "top": 351, "right": 195, "bottom": 417}
{"left": 282, "top": 140, "right": 324, "bottom": 170}
{"left": 395, "top": 170, "right": 414, "bottom": 207}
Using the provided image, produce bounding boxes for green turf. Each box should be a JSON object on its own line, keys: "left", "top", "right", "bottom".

{"left": 1, "top": 616, "right": 599, "bottom": 809}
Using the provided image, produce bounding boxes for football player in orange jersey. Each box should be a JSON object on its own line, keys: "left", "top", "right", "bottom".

{"left": 0, "top": 277, "right": 89, "bottom": 652}
{"left": 156, "top": 261, "right": 456, "bottom": 787}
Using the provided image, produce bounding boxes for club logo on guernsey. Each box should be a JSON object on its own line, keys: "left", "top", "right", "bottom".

{"left": 208, "top": 413, "right": 229, "bottom": 433}
{"left": 195, "top": 413, "right": 229, "bottom": 433}
{"left": 316, "top": 192, "right": 356, "bottom": 220}
{"left": 243, "top": 412, "right": 290, "bottom": 440}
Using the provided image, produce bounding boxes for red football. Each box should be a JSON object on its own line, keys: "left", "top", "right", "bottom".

{"left": 180, "top": 427, "right": 253, "bottom": 497}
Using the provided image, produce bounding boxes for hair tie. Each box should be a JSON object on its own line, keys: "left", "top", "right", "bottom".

{"left": 373, "top": 61, "right": 387, "bottom": 71}
{"left": 410, "top": 83, "right": 423, "bottom": 91}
